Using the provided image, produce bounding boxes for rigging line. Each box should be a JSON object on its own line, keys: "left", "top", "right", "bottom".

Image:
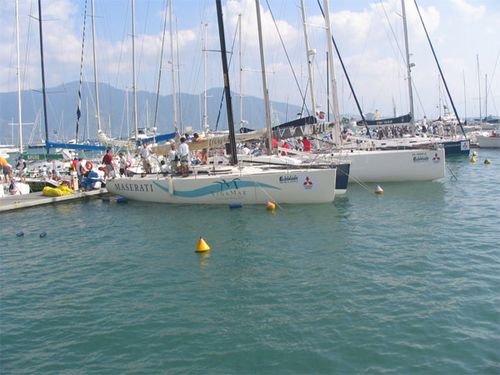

{"left": 413, "top": 0, "right": 466, "bottom": 138}
{"left": 446, "top": 165, "right": 458, "bottom": 181}
{"left": 378, "top": 0, "right": 406, "bottom": 66}
{"left": 75, "top": 0, "right": 89, "bottom": 142}
{"left": 214, "top": 14, "right": 239, "bottom": 131}
{"left": 153, "top": 0, "right": 168, "bottom": 131}
{"left": 378, "top": 0, "right": 427, "bottom": 117}
{"left": 486, "top": 48, "right": 500, "bottom": 115}
{"left": 316, "top": 0, "right": 371, "bottom": 138}
{"left": 264, "top": 0, "right": 309, "bottom": 116}
{"left": 137, "top": 0, "right": 152, "bottom": 93}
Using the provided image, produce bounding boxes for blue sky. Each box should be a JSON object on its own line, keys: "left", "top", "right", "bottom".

{"left": 1, "top": 0, "right": 499, "bottom": 122}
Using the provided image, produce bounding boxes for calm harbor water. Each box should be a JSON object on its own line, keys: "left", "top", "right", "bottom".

{"left": 1, "top": 149, "right": 499, "bottom": 374}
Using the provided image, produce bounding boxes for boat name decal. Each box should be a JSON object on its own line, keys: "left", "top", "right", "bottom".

{"left": 211, "top": 178, "right": 247, "bottom": 198}
{"left": 112, "top": 182, "right": 154, "bottom": 192}
{"left": 412, "top": 153, "right": 429, "bottom": 163}
{"left": 279, "top": 175, "right": 298, "bottom": 184}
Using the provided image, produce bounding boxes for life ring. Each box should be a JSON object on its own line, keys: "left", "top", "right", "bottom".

{"left": 85, "top": 161, "right": 93, "bottom": 170}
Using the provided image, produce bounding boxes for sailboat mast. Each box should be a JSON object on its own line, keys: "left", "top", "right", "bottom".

{"left": 15, "top": 0, "right": 23, "bottom": 153}
{"left": 322, "top": 0, "right": 341, "bottom": 145}
{"left": 401, "top": 0, "right": 415, "bottom": 130}
{"left": 255, "top": 0, "right": 273, "bottom": 154}
{"left": 463, "top": 70, "right": 467, "bottom": 123}
{"left": 131, "top": 0, "right": 139, "bottom": 138}
{"left": 175, "top": 17, "right": 183, "bottom": 131}
{"left": 238, "top": 14, "right": 243, "bottom": 129}
{"left": 476, "top": 54, "right": 482, "bottom": 121}
{"left": 485, "top": 73, "right": 487, "bottom": 119}
{"left": 203, "top": 22, "right": 209, "bottom": 132}
{"left": 37, "top": 0, "right": 50, "bottom": 155}
{"left": 215, "top": 0, "right": 237, "bottom": 164}
{"left": 169, "top": 0, "right": 178, "bottom": 133}
{"left": 300, "top": 0, "right": 316, "bottom": 116}
{"left": 91, "top": 0, "right": 102, "bottom": 132}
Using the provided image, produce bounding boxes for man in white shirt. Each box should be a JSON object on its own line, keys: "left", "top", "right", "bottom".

{"left": 178, "top": 137, "right": 190, "bottom": 177}
{"left": 140, "top": 143, "right": 152, "bottom": 174}
{"left": 169, "top": 143, "right": 179, "bottom": 174}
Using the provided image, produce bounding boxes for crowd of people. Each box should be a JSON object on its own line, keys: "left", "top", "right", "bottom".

{"left": 1, "top": 131, "right": 320, "bottom": 194}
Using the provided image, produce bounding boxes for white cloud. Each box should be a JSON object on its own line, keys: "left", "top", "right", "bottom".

{"left": 450, "top": 0, "right": 486, "bottom": 19}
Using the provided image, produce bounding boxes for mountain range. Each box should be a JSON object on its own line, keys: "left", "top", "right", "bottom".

{"left": 0, "top": 81, "right": 305, "bottom": 145}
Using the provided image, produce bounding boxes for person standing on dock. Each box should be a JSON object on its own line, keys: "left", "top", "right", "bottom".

{"left": 102, "top": 148, "right": 115, "bottom": 178}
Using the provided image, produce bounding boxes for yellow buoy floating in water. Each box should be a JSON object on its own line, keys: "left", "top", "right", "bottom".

{"left": 374, "top": 185, "right": 384, "bottom": 195}
{"left": 195, "top": 237, "right": 211, "bottom": 253}
{"left": 484, "top": 159, "right": 492, "bottom": 164}
{"left": 470, "top": 156, "right": 477, "bottom": 163}
{"left": 266, "top": 201, "right": 276, "bottom": 211}
{"left": 472, "top": 150, "right": 478, "bottom": 157}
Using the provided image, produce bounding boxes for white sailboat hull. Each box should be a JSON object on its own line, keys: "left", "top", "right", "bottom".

{"left": 332, "top": 148, "right": 445, "bottom": 183}
{"left": 106, "top": 166, "right": 336, "bottom": 204}
{"left": 477, "top": 134, "right": 500, "bottom": 148}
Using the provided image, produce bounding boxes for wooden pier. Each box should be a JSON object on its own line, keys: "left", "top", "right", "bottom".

{"left": 0, "top": 189, "right": 108, "bottom": 213}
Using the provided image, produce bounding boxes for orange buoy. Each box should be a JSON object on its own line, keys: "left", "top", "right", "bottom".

{"left": 195, "top": 237, "right": 211, "bottom": 252}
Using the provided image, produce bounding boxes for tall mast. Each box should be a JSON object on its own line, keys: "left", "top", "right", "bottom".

{"left": 131, "top": 0, "right": 139, "bottom": 137}
{"left": 484, "top": 73, "right": 487, "bottom": 119}
{"left": 401, "top": 0, "right": 415, "bottom": 130}
{"left": 323, "top": 0, "right": 341, "bottom": 145}
{"left": 300, "top": 0, "right": 316, "bottom": 116}
{"left": 238, "top": 14, "right": 243, "bottom": 128}
{"left": 37, "top": 0, "right": 50, "bottom": 155}
{"left": 169, "top": 0, "right": 178, "bottom": 133}
{"left": 255, "top": 0, "right": 273, "bottom": 154}
{"left": 175, "top": 17, "right": 182, "bottom": 131}
{"left": 91, "top": 0, "right": 102, "bottom": 132}
{"left": 215, "top": 0, "right": 237, "bottom": 164}
{"left": 476, "top": 54, "right": 481, "bottom": 121}
{"left": 15, "top": 0, "right": 23, "bottom": 153}
{"left": 463, "top": 70, "right": 467, "bottom": 123}
{"left": 203, "top": 22, "right": 209, "bottom": 132}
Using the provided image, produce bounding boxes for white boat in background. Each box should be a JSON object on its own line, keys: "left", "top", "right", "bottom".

{"left": 476, "top": 130, "right": 500, "bottom": 148}
{"left": 332, "top": 148, "right": 445, "bottom": 183}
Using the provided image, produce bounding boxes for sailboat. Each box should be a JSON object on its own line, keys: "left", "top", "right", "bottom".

{"left": 106, "top": 0, "right": 337, "bottom": 205}
{"left": 263, "top": 0, "right": 445, "bottom": 184}
{"left": 357, "top": 0, "right": 469, "bottom": 156}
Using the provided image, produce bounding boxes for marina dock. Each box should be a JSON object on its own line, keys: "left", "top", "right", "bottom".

{"left": 0, "top": 189, "right": 108, "bottom": 213}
